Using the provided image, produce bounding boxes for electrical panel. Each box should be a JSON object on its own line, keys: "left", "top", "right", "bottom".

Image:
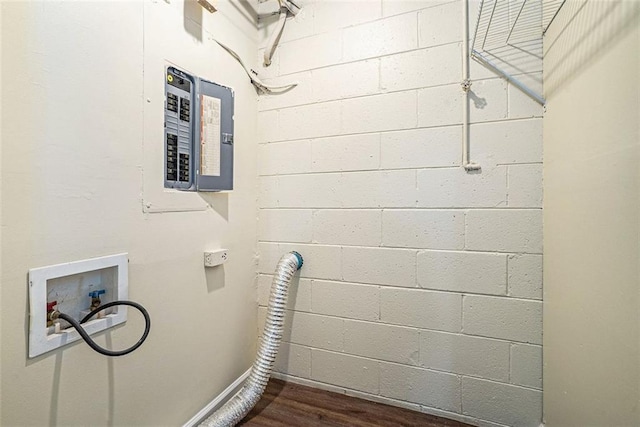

{"left": 164, "top": 67, "right": 234, "bottom": 192}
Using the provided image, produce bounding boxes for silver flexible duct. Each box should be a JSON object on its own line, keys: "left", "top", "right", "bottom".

{"left": 199, "top": 251, "right": 304, "bottom": 427}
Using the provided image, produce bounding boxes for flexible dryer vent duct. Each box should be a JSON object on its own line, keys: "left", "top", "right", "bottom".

{"left": 200, "top": 251, "right": 304, "bottom": 427}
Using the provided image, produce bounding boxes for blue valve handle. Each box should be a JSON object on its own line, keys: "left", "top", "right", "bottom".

{"left": 88, "top": 290, "right": 106, "bottom": 298}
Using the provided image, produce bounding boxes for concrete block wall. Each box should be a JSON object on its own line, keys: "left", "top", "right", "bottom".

{"left": 256, "top": 1, "right": 543, "bottom": 426}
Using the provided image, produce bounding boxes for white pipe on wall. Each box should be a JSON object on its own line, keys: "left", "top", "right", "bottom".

{"left": 264, "top": 8, "right": 287, "bottom": 67}
{"left": 462, "top": 0, "right": 481, "bottom": 172}
{"left": 263, "top": 0, "right": 301, "bottom": 67}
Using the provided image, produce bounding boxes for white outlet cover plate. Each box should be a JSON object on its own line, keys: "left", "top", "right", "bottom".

{"left": 204, "top": 249, "right": 228, "bottom": 267}
{"left": 28, "top": 253, "right": 129, "bottom": 358}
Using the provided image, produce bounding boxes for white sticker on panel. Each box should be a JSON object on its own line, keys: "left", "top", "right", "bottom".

{"left": 200, "top": 94, "right": 221, "bottom": 177}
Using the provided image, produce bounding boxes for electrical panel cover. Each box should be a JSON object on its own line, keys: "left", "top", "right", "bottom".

{"left": 164, "top": 67, "right": 234, "bottom": 192}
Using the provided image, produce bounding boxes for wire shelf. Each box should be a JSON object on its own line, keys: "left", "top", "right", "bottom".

{"left": 542, "top": 0, "right": 567, "bottom": 33}
{"left": 471, "top": 0, "right": 566, "bottom": 104}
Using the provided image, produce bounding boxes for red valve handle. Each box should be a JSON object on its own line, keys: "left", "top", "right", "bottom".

{"left": 47, "top": 301, "right": 57, "bottom": 311}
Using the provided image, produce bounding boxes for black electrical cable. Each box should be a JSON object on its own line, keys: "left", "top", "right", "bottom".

{"left": 55, "top": 301, "right": 151, "bottom": 357}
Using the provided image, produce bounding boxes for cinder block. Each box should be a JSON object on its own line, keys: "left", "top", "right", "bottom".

{"left": 344, "top": 320, "right": 420, "bottom": 364}
{"left": 257, "top": 274, "right": 269, "bottom": 306}
{"left": 258, "top": 110, "right": 279, "bottom": 143}
{"left": 469, "top": 79, "right": 508, "bottom": 123}
{"left": 259, "top": 176, "right": 280, "bottom": 208}
{"left": 508, "top": 75, "right": 544, "bottom": 119}
{"left": 380, "top": 362, "right": 461, "bottom": 412}
{"left": 312, "top": 59, "right": 381, "bottom": 103}
{"left": 313, "top": 210, "right": 382, "bottom": 246}
{"left": 275, "top": 174, "right": 342, "bottom": 208}
{"left": 256, "top": 48, "right": 279, "bottom": 80}
{"left": 258, "top": 209, "right": 312, "bottom": 243}
{"left": 257, "top": 1, "right": 278, "bottom": 48}
{"left": 381, "top": 44, "right": 461, "bottom": 92}
{"left": 418, "top": 2, "right": 462, "bottom": 47}
{"left": 380, "top": 287, "right": 462, "bottom": 332}
{"left": 508, "top": 254, "right": 542, "bottom": 300}
{"left": 339, "top": 170, "right": 417, "bottom": 208}
{"left": 259, "top": 71, "right": 314, "bottom": 111}
{"left": 259, "top": 140, "right": 312, "bottom": 176}
{"left": 284, "top": 311, "right": 344, "bottom": 351}
{"left": 380, "top": 127, "right": 461, "bottom": 169}
{"left": 311, "top": 134, "right": 380, "bottom": 173}
{"left": 342, "top": 91, "right": 418, "bottom": 135}
{"left": 463, "top": 295, "right": 542, "bottom": 344}
{"left": 279, "top": 243, "right": 343, "bottom": 280}
{"left": 274, "top": 342, "right": 312, "bottom": 378}
{"left": 272, "top": 5, "right": 314, "bottom": 44}
{"left": 508, "top": 164, "right": 543, "bottom": 208}
{"left": 462, "top": 377, "right": 542, "bottom": 426}
{"left": 342, "top": 246, "right": 417, "bottom": 287}
{"left": 469, "top": 50, "right": 498, "bottom": 81}
{"left": 471, "top": 119, "right": 542, "bottom": 167}
{"left": 312, "top": 280, "right": 380, "bottom": 321}
{"left": 416, "top": 166, "right": 507, "bottom": 208}
{"left": 343, "top": 13, "right": 418, "bottom": 62}
{"left": 278, "top": 101, "right": 342, "bottom": 141}
{"left": 258, "top": 274, "right": 312, "bottom": 312}
{"left": 258, "top": 242, "right": 283, "bottom": 274}
{"left": 417, "top": 250, "right": 507, "bottom": 295}
{"left": 465, "top": 209, "right": 542, "bottom": 253}
{"left": 313, "top": 0, "right": 382, "bottom": 34}
{"left": 311, "top": 349, "right": 380, "bottom": 394}
{"left": 382, "top": 210, "right": 465, "bottom": 249}
{"left": 417, "top": 84, "right": 462, "bottom": 128}
{"left": 419, "top": 330, "right": 510, "bottom": 381}
{"left": 417, "top": 78, "right": 508, "bottom": 128}
{"left": 383, "top": 0, "right": 451, "bottom": 17}
{"left": 511, "top": 343, "right": 542, "bottom": 389}
{"left": 279, "top": 31, "right": 343, "bottom": 75}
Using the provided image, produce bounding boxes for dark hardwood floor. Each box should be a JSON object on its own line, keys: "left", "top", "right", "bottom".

{"left": 240, "top": 379, "right": 473, "bottom": 427}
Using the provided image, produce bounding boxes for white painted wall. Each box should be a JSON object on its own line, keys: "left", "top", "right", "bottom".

{"left": 0, "top": 1, "right": 259, "bottom": 425}
{"left": 543, "top": 1, "right": 640, "bottom": 425}
{"left": 0, "top": 2, "right": 3, "bottom": 419}
{"left": 0, "top": 0, "right": 547, "bottom": 425}
{"left": 256, "top": 0, "right": 543, "bottom": 425}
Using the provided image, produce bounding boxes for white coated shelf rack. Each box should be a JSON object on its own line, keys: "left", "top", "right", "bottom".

{"left": 471, "top": 0, "right": 567, "bottom": 105}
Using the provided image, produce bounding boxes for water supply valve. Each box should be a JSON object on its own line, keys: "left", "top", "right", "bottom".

{"left": 28, "top": 253, "right": 149, "bottom": 358}
{"left": 88, "top": 289, "right": 106, "bottom": 311}
{"left": 86, "top": 289, "right": 107, "bottom": 320}
{"left": 46, "top": 301, "right": 58, "bottom": 327}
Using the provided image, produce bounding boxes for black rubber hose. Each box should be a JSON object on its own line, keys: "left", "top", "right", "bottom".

{"left": 56, "top": 301, "right": 151, "bottom": 357}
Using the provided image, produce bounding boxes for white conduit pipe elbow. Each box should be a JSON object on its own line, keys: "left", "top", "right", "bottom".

{"left": 199, "top": 251, "right": 304, "bottom": 427}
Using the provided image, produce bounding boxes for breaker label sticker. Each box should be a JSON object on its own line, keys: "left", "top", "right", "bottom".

{"left": 200, "top": 94, "right": 221, "bottom": 177}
